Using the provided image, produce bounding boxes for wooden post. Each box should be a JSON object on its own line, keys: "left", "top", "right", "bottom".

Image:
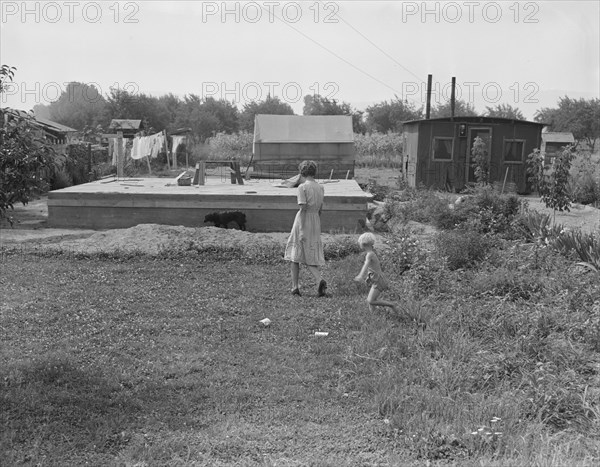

{"left": 230, "top": 160, "right": 236, "bottom": 184}
{"left": 87, "top": 143, "right": 92, "bottom": 181}
{"left": 235, "top": 161, "right": 244, "bottom": 185}
{"left": 192, "top": 163, "right": 200, "bottom": 185}
{"left": 116, "top": 131, "right": 124, "bottom": 179}
{"left": 501, "top": 167, "right": 510, "bottom": 194}
{"left": 426, "top": 74, "right": 432, "bottom": 119}
{"left": 192, "top": 161, "right": 206, "bottom": 185}
{"left": 185, "top": 137, "right": 189, "bottom": 168}
{"left": 146, "top": 156, "right": 152, "bottom": 174}
{"left": 199, "top": 161, "right": 205, "bottom": 185}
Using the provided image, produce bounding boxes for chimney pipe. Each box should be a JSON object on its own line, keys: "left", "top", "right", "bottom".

{"left": 425, "top": 74, "right": 432, "bottom": 119}
{"left": 450, "top": 77, "right": 456, "bottom": 120}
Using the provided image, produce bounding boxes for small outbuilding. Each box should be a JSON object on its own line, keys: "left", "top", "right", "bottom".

{"left": 541, "top": 131, "right": 575, "bottom": 163}
{"left": 108, "top": 119, "right": 142, "bottom": 138}
{"left": 402, "top": 116, "right": 546, "bottom": 193}
{"left": 252, "top": 114, "right": 355, "bottom": 179}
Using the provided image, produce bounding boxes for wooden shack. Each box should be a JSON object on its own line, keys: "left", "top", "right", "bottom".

{"left": 252, "top": 114, "right": 355, "bottom": 179}
{"left": 402, "top": 116, "right": 545, "bottom": 193}
{"left": 108, "top": 119, "right": 142, "bottom": 138}
{"left": 541, "top": 131, "right": 575, "bottom": 163}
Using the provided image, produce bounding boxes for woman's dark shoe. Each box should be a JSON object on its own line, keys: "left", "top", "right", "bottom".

{"left": 292, "top": 288, "right": 301, "bottom": 296}
{"left": 317, "top": 280, "right": 327, "bottom": 297}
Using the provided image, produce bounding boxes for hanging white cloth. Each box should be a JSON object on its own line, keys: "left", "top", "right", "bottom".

{"left": 131, "top": 136, "right": 143, "bottom": 160}
{"left": 171, "top": 135, "right": 185, "bottom": 161}
{"left": 131, "top": 132, "right": 163, "bottom": 160}
{"left": 110, "top": 137, "right": 128, "bottom": 165}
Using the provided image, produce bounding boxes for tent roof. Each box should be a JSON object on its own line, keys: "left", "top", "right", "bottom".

{"left": 253, "top": 115, "right": 354, "bottom": 143}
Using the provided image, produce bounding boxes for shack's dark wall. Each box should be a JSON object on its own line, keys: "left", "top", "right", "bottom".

{"left": 413, "top": 121, "right": 542, "bottom": 193}
{"left": 253, "top": 142, "right": 355, "bottom": 179}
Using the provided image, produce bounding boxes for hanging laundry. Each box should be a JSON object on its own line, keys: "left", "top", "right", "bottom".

{"left": 131, "top": 136, "right": 143, "bottom": 160}
{"left": 110, "top": 137, "right": 129, "bottom": 165}
{"left": 150, "top": 132, "right": 164, "bottom": 159}
{"left": 131, "top": 132, "right": 164, "bottom": 160}
{"left": 171, "top": 135, "right": 185, "bottom": 160}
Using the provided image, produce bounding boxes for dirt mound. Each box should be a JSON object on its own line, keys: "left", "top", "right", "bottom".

{"left": 2, "top": 223, "right": 368, "bottom": 256}
{"left": 42, "top": 224, "right": 289, "bottom": 255}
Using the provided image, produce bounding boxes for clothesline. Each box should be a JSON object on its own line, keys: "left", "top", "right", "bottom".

{"left": 108, "top": 131, "right": 188, "bottom": 171}
{"left": 131, "top": 131, "right": 164, "bottom": 160}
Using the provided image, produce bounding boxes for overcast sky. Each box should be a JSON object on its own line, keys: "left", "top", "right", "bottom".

{"left": 1, "top": 0, "right": 599, "bottom": 119}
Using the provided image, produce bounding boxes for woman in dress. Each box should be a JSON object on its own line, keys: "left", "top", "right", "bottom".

{"left": 284, "top": 160, "right": 327, "bottom": 297}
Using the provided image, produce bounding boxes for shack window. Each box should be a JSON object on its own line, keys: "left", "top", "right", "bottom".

{"left": 432, "top": 137, "right": 454, "bottom": 161}
{"left": 504, "top": 139, "right": 525, "bottom": 163}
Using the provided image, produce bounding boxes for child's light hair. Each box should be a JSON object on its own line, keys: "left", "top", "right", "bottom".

{"left": 358, "top": 232, "right": 376, "bottom": 247}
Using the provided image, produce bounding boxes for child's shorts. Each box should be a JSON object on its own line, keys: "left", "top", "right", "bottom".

{"left": 366, "top": 272, "right": 389, "bottom": 292}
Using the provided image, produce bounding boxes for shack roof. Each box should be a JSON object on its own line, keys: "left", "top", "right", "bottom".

{"left": 109, "top": 119, "right": 142, "bottom": 130}
{"left": 3, "top": 109, "right": 77, "bottom": 133}
{"left": 35, "top": 116, "right": 77, "bottom": 133}
{"left": 403, "top": 116, "right": 546, "bottom": 127}
{"left": 254, "top": 115, "right": 354, "bottom": 143}
{"left": 541, "top": 131, "right": 575, "bottom": 143}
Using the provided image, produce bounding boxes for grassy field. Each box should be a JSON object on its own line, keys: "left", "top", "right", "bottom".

{"left": 2, "top": 202, "right": 600, "bottom": 466}
{"left": 2, "top": 171, "right": 600, "bottom": 465}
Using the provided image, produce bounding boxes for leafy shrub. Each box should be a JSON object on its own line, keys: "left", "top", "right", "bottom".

{"left": 388, "top": 190, "right": 451, "bottom": 226}
{"left": 570, "top": 172, "right": 599, "bottom": 206}
{"left": 452, "top": 187, "right": 524, "bottom": 236}
{"left": 434, "top": 229, "right": 490, "bottom": 270}
{"left": 513, "top": 210, "right": 563, "bottom": 243}
{"left": 527, "top": 147, "right": 575, "bottom": 213}
{"left": 569, "top": 151, "right": 600, "bottom": 206}
{"left": 0, "top": 108, "right": 57, "bottom": 223}
{"left": 382, "top": 231, "right": 426, "bottom": 277}
{"left": 363, "top": 180, "right": 391, "bottom": 202}
{"left": 50, "top": 170, "right": 72, "bottom": 190}
{"left": 403, "top": 254, "right": 450, "bottom": 298}
{"left": 323, "top": 236, "right": 361, "bottom": 260}
{"left": 206, "top": 131, "right": 253, "bottom": 163}
{"left": 552, "top": 229, "right": 600, "bottom": 271}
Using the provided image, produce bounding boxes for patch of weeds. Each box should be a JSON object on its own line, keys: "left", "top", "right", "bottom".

{"left": 382, "top": 229, "right": 427, "bottom": 277}
{"left": 471, "top": 267, "right": 545, "bottom": 301}
{"left": 520, "top": 362, "right": 593, "bottom": 433}
{"left": 362, "top": 180, "right": 393, "bottom": 202}
{"left": 403, "top": 254, "right": 451, "bottom": 298}
{"left": 386, "top": 190, "right": 450, "bottom": 226}
{"left": 433, "top": 229, "right": 491, "bottom": 270}
{"left": 323, "top": 236, "right": 361, "bottom": 260}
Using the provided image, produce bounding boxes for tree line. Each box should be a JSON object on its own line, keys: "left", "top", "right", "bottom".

{"left": 32, "top": 81, "right": 600, "bottom": 150}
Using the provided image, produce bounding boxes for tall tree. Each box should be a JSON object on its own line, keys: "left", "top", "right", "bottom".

{"left": 103, "top": 88, "right": 174, "bottom": 133}
{"left": 430, "top": 99, "right": 478, "bottom": 118}
{"left": 48, "top": 82, "right": 107, "bottom": 130}
{"left": 535, "top": 97, "right": 600, "bottom": 152}
{"left": 33, "top": 104, "right": 51, "bottom": 119}
{"left": 485, "top": 103, "right": 525, "bottom": 120}
{"left": 1, "top": 65, "right": 57, "bottom": 224}
{"left": 365, "top": 97, "right": 423, "bottom": 133}
{"left": 303, "top": 94, "right": 365, "bottom": 133}
{"left": 173, "top": 95, "right": 239, "bottom": 141}
{"left": 239, "top": 95, "right": 294, "bottom": 132}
